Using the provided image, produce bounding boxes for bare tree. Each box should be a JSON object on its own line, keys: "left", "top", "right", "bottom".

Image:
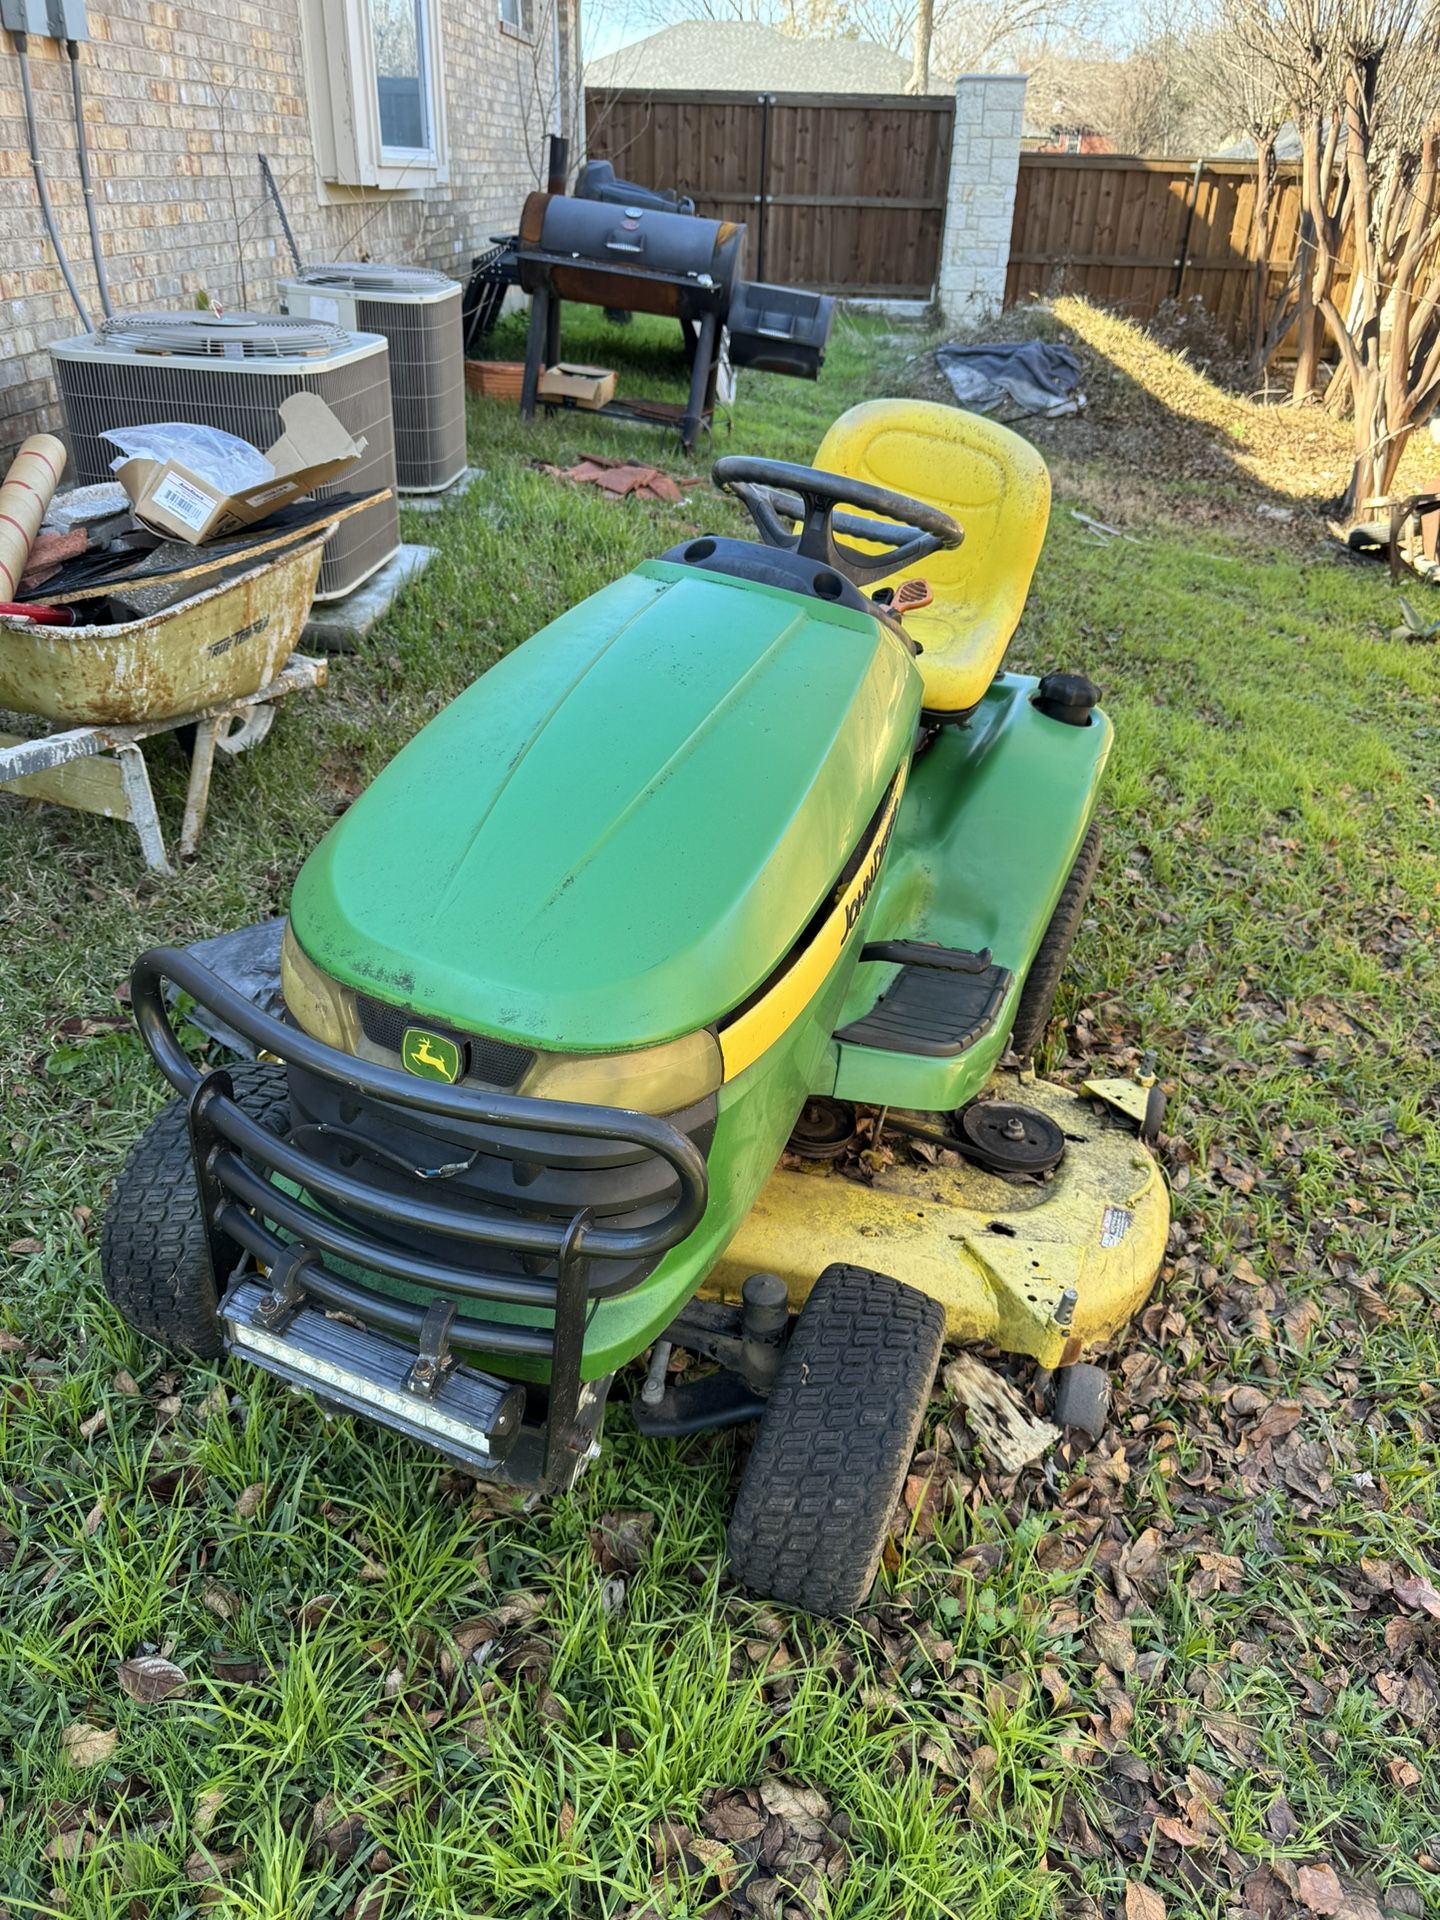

{"left": 927, "top": 0, "right": 1083, "bottom": 78}
{"left": 909, "top": 0, "right": 933, "bottom": 88}
{"left": 517, "top": 0, "right": 587, "bottom": 184}
{"left": 1204, "top": 0, "right": 1295, "bottom": 377}
{"left": 1013, "top": 3, "right": 1222, "bottom": 155}
{"left": 1103, "top": 0, "right": 1207, "bottom": 154}
{"left": 1244, "top": 0, "right": 1440, "bottom": 515}
{"left": 1229, "top": 0, "right": 1333, "bottom": 396}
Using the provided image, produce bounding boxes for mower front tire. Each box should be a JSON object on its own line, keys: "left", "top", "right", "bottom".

{"left": 726, "top": 1264, "right": 945, "bottom": 1616}
{"left": 100, "top": 1064, "right": 289, "bottom": 1359}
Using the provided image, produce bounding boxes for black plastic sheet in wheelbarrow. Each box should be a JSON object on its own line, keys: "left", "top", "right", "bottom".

{"left": 935, "top": 341, "right": 1085, "bottom": 418}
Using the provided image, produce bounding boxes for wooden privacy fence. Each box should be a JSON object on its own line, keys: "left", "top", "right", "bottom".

{"left": 584, "top": 89, "right": 955, "bottom": 298}
{"left": 1005, "top": 153, "right": 1346, "bottom": 346}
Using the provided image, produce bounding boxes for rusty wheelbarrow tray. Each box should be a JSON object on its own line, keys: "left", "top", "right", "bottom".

{"left": 0, "top": 531, "right": 327, "bottom": 724}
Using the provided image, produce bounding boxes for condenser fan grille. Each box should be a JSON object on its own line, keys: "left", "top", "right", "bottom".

{"left": 98, "top": 311, "right": 350, "bottom": 358}
{"left": 297, "top": 262, "right": 456, "bottom": 295}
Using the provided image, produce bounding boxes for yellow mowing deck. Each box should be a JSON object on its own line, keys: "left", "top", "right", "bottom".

{"left": 704, "top": 1073, "right": 1167, "bottom": 1370}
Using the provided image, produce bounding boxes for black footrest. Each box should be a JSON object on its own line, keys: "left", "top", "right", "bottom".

{"left": 836, "top": 959, "right": 1013, "bottom": 1058}
{"left": 860, "top": 938, "right": 993, "bottom": 973}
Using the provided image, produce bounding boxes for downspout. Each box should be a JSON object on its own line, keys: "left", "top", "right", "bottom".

{"left": 66, "top": 37, "right": 113, "bottom": 319}
{"left": 569, "top": 0, "right": 586, "bottom": 158}
{"left": 11, "top": 30, "right": 93, "bottom": 330}
{"left": 552, "top": 0, "right": 563, "bottom": 139}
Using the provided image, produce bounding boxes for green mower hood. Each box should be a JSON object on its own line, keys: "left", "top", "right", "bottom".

{"left": 289, "top": 560, "right": 919, "bottom": 1051}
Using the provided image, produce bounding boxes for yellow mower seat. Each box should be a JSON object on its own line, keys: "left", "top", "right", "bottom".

{"left": 815, "top": 399, "right": 1051, "bottom": 716}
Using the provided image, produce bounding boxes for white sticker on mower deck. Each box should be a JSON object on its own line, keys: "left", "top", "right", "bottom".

{"left": 150, "top": 473, "right": 216, "bottom": 531}
{"left": 1100, "top": 1205, "right": 1133, "bottom": 1248}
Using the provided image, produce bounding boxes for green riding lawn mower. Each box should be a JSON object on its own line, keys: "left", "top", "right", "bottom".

{"left": 102, "top": 398, "right": 1169, "bottom": 1616}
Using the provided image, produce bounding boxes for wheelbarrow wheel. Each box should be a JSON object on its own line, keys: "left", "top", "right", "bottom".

{"left": 100, "top": 1064, "right": 289, "bottom": 1360}
{"left": 1008, "top": 820, "right": 1103, "bottom": 1060}
{"left": 726, "top": 1264, "right": 945, "bottom": 1616}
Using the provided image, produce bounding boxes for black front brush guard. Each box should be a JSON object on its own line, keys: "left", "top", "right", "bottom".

{"left": 131, "top": 947, "right": 710, "bottom": 1488}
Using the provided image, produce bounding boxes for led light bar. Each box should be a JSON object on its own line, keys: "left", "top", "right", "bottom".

{"left": 223, "top": 1276, "right": 524, "bottom": 1473}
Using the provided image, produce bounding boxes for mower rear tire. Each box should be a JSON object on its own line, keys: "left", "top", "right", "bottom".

{"left": 100, "top": 1064, "right": 289, "bottom": 1360}
{"left": 1008, "top": 820, "right": 1103, "bottom": 1060}
{"left": 725, "top": 1263, "right": 945, "bottom": 1616}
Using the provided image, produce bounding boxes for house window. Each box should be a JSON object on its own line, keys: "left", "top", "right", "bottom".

{"left": 498, "top": 0, "right": 531, "bottom": 36}
{"left": 303, "top": 0, "right": 449, "bottom": 191}
{"left": 372, "top": 0, "right": 430, "bottom": 154}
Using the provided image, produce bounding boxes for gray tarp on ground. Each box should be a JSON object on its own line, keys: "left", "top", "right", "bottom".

{"left": 935, "top": 341, "right": 1085, "bottom": 417}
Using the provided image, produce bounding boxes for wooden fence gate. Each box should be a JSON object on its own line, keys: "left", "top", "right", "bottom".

{"left": 583, "top": 89, "right": 955, "bottom": 298}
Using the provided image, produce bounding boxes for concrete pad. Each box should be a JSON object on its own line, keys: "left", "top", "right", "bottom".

{"left": 401, "top": 466, "right": 484, "bottom": 514}
{"left": 302, "top": 543, "right": 435, "bottom": 652}
{"left": 844, "top": 299, "right": 933, "bottom": 321}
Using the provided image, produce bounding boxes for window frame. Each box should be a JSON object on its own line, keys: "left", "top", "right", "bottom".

{"left": 498, "top": 0, "right": 532, "bottom": 41}
{"left": 305, "top": 0, "right": 450, "bottom": 193}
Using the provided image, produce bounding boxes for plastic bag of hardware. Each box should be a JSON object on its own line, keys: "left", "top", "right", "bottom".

{"left": 100, "top": 424, "right": 276, "bottom": 493}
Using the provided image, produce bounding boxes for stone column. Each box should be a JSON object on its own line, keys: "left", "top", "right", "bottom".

{"left": 938, "top": 74, "right": 1027, "bottom": 328}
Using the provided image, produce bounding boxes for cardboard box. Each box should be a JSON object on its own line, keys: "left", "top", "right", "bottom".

{"left": 537, "top": 363, "right": 617, "bottom": 410}
{"left": 112, "top": 392, "right": 366, "bottom": 545}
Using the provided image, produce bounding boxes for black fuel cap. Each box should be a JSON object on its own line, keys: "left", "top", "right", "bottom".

{"left": 1035, "top": 670, "right": 1099, "bottom": 726}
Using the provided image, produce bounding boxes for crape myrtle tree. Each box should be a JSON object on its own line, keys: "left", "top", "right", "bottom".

{"left": 1242, "top": 0, "right": 1440, "bottom": 516}
{"left": 1204, "top": 0, "right": 1295, "bottom": 380}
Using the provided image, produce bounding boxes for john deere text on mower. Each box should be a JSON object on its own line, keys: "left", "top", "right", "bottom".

{"left": 102, "top": 399, "right": 1169, "bottom": 1616}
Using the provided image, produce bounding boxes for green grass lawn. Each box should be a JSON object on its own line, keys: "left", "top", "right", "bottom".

{"left": 2, "top": 306, "right": 1437, "bottom": 1919}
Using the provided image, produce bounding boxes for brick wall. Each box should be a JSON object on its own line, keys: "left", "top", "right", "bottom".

{"left": 0, "top": 0, "right": 578, "bottom": 462}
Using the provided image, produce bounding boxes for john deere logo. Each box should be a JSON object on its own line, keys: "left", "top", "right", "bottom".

{"left": 401, "top": 1027, "right": 462, "bottom": 1083}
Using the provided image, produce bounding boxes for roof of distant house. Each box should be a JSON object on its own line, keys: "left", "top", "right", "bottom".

{"left": 586, "top": 20, "right": 945, "bottom": 96}
{"left": 1213, "top": 123, "right": 1306, "bottom": 161}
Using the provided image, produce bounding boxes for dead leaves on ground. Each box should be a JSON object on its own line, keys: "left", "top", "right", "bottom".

{"left": 58, "top": 1722, "right": 118, "bottom": 1770}
{"left": 629, "top": 1779, "right": 849, "bottom": 1919}
{"left": 894, "top": 1004, "right": 1439, "bottom": 1920}
{"left": 115, "top": 1654, "right": 189, "bottom": 1704}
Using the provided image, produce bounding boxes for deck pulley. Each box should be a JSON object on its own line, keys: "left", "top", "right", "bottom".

{"left": 954, "top": 1100, "right": 1066, "bottom": 1175}
{"left": 787, "top": 1097, "right": 858, "bottom": 1161}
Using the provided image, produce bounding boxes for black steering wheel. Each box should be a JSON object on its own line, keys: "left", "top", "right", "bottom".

{"left": 712, "top": 456, "right": 964, "bottom": 589}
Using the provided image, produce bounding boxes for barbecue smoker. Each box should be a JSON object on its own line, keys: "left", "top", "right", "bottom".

{"left": 575, "top": 157, "right": 695, "bottom": 217}
{"left": 516, "top": 172, "right": 834, "bottom": 449}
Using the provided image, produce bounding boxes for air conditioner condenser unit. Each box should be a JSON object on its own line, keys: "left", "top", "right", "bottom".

{"left": 50, "top": 311, "right": 402, "bottom": 600}
{"left": 281, "top": 264, "right": 467, "bottom": 494}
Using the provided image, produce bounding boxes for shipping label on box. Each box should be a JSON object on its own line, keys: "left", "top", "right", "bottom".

{"left": 114, "top": 392, "right": 367, "bottom": 545}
